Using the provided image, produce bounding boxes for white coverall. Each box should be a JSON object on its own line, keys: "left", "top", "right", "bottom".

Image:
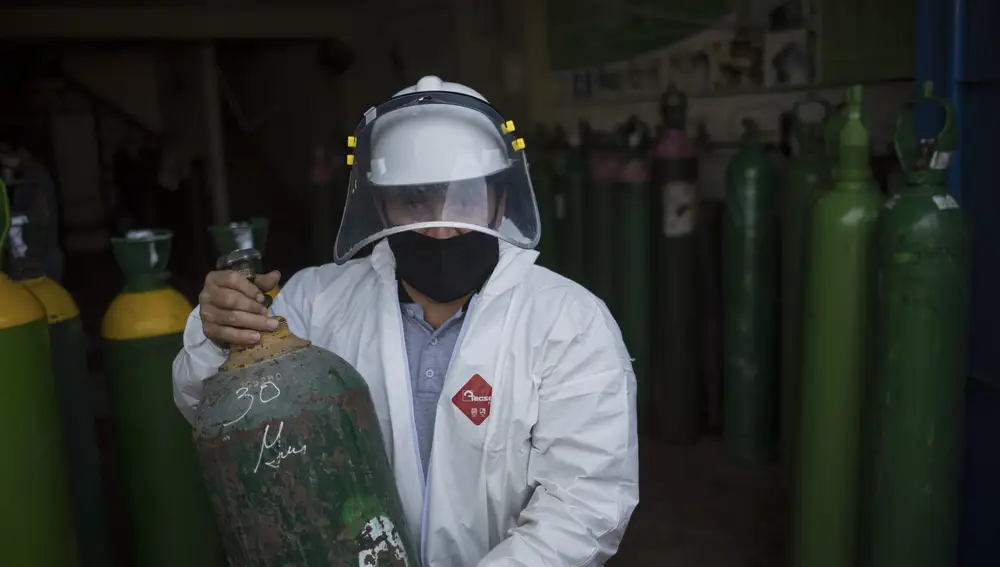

{"left": 172, "top": 240, "right": 640, "bottom": 566}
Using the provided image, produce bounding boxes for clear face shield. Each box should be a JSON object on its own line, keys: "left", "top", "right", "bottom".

{"left": 333, "top": 91, "right": 540, "bottom": 264}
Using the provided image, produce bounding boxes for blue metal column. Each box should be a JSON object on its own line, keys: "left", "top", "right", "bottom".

{"left": 922, "top": 0, "right": 1000, "bottom": 565}
{"left": 950, "top": 0, "right": 1000, "bottom": 388}
{"left": 914, "top": 0, "right": 950, "bottom": 89}
{"left": 944, "top": 0, "right": 965, "bottom": 203}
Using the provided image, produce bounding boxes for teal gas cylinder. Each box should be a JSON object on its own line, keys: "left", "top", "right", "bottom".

{"left": 550, "top": 125, "right": 587, "bottom": 282}
{"left": 780, "top": 93, "right": 832, "bottom": 465}
{"left": 529, "top": 124, "right": 558, "bottom": 271}
{"left": 723, "top": 119, "right": 780, "bottom": 465}
{"left": 613, "top": 117, "right": 653, "bottom": 432}
{"left": 587, "top": 130, "right": 620, "bottom": 309}
{"left": 194, "top": 249, "right": 417, "bottom": 566}
{"left": 862, "top": 82, "right": 969, "bottom": 567}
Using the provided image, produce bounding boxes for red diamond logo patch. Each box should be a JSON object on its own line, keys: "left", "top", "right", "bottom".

{"left": 452, "top": 374, "right": 492, "bottom": 426}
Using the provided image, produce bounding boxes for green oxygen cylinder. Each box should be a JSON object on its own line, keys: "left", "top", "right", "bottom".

{"left": 5, "top": 188, "right": 111, "bottom": 567}
{"left": 576, "top": 120, "right": 595, "bottom": 290}
{"left": 194, "top": 249, "right": 417, "bottom": 566}
{"left": 781, "top": 94, "right": 832, "bottom": 465}
{"left": 862, "top": 81, "right": 969, "bottom": 567}
{"left": 567, "top": 124, "right": 590, "bottom": 283}
{"left": 587, "top": 130, "right": 619, "bottom": 309}
{"left": 209, "top": 217, "right": 280, "bottom": 300}
{"left": 613, "top": 117, "right": 654, "bottom": 431}
{"left": 792, "top": 86, "right": 883, "bottom": 567}
{"left": 0, "top": 180, "right": 77, "bottom": 566}
{"left": 824, "top": 101, "right": 846, "bottom": 160}
{"left": 548, "top": 125, "right": 569, "bottom": 277}
{"left": 102, "top": 229, "right": 226, "bottom": 567}
{"left": 551, "top": 125, "right": 587, "bottom": 282}
{"left": 530, "top": 124, "right": 558, "bottom": 271}
{"left": 824, "top": 102, "right": 881, "bottom": 197}
{"left": 650, "top": 86, "right": 702, "bottom": 443}
{"left": 723, "top": 119, "right": 780, "bottom": 465}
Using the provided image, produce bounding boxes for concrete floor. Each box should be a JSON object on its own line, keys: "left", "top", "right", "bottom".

{"left": 608, "top": 437, "right": 787, "bottom": 567}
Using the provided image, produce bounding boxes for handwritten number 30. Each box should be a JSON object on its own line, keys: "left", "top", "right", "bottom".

{"left": 222, "top": 375, "right": 282, "bottom": 427}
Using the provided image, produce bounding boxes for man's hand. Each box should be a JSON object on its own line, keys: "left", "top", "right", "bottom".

{"left": 198, "top": 269, "right": 281, "bottom": 345}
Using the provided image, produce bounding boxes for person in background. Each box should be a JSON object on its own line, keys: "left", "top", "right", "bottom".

{"left": 172, "top": 76, "right": 639, "bottom": 566}
{"left": 0, "top": 125, "right": 65, "bottom": 282}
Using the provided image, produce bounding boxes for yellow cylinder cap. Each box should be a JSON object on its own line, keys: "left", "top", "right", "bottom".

{"left": 20, "top": 276, "right": 80, "bottom": 323}
{"left": 0, "top": 272, "right": 47, "bottom": 329}
{"left": 102, "top": 287, "right": 193, "bottom": 341}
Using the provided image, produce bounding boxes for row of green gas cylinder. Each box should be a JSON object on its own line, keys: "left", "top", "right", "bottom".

{"left": 0, "top": 80, "right": 966, "bottom": 566}
{"left": 530, "top": 81, "right": 968, "bottom": 567}
{"left": 0, "top": 202, "right": 277, "bottom": 565}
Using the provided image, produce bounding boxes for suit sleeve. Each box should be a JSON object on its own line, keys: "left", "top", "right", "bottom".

{"left": 171, "top": 267, "right": 318, "bottom": 424}
{"left": 476, "top": 299, "right": 640, "bottom": 567}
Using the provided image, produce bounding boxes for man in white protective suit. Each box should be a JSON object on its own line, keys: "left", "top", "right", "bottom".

{"left": 172, "top": 75, "right": 639, "bottom": 567}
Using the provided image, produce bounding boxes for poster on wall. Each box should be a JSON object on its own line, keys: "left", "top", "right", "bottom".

{"left": 550, "top": 0, "right": 816, "bottom": 102}
{"left": 557, "top": 28, "right": 765, "bottom": 102}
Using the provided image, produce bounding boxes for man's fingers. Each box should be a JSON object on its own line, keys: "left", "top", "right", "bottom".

{"left": 198, "top": 267, "right": 281, "bottom": 348}
{"left": 253, "top": 270, "right": 281, "bottom": 293}
{"left": 201, "top": 305, "right": 279, "bottom": 332}
{"left": 203, "top": 322, "right": 261, "bottom": 346}
{"left": 209, "top": 270, "right": 268, "bottom": 303}
{"left": 212, "top": 288, "right": 267, "bottom": 314}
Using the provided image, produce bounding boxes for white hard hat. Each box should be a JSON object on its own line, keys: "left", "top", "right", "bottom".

{"left": 369, "top": 76, "right": 510, "bottom": 186}
{"left": 334, "top": 75, "right": 540, "bottom": 263}
{"left": 392, "top": 75, "right": 488, "bottom": 101}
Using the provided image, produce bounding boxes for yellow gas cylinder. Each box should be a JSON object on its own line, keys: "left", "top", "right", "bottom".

{"left": 101, "top": 228, "right": 225, "bottom": 566}
{"left": 6, "top": 207, "right": 111, "bottom": 567}
{"left": 0, "top": 181, "right": 77, "bottom": 565}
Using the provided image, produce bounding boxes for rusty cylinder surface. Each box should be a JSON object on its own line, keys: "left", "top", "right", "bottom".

{"left": 193, "top": 324, "right": 416, "bottom": 566}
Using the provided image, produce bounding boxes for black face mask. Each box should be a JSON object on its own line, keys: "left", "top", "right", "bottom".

{"left": 387, "top": 230, "right": 499, "bottom": 303}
